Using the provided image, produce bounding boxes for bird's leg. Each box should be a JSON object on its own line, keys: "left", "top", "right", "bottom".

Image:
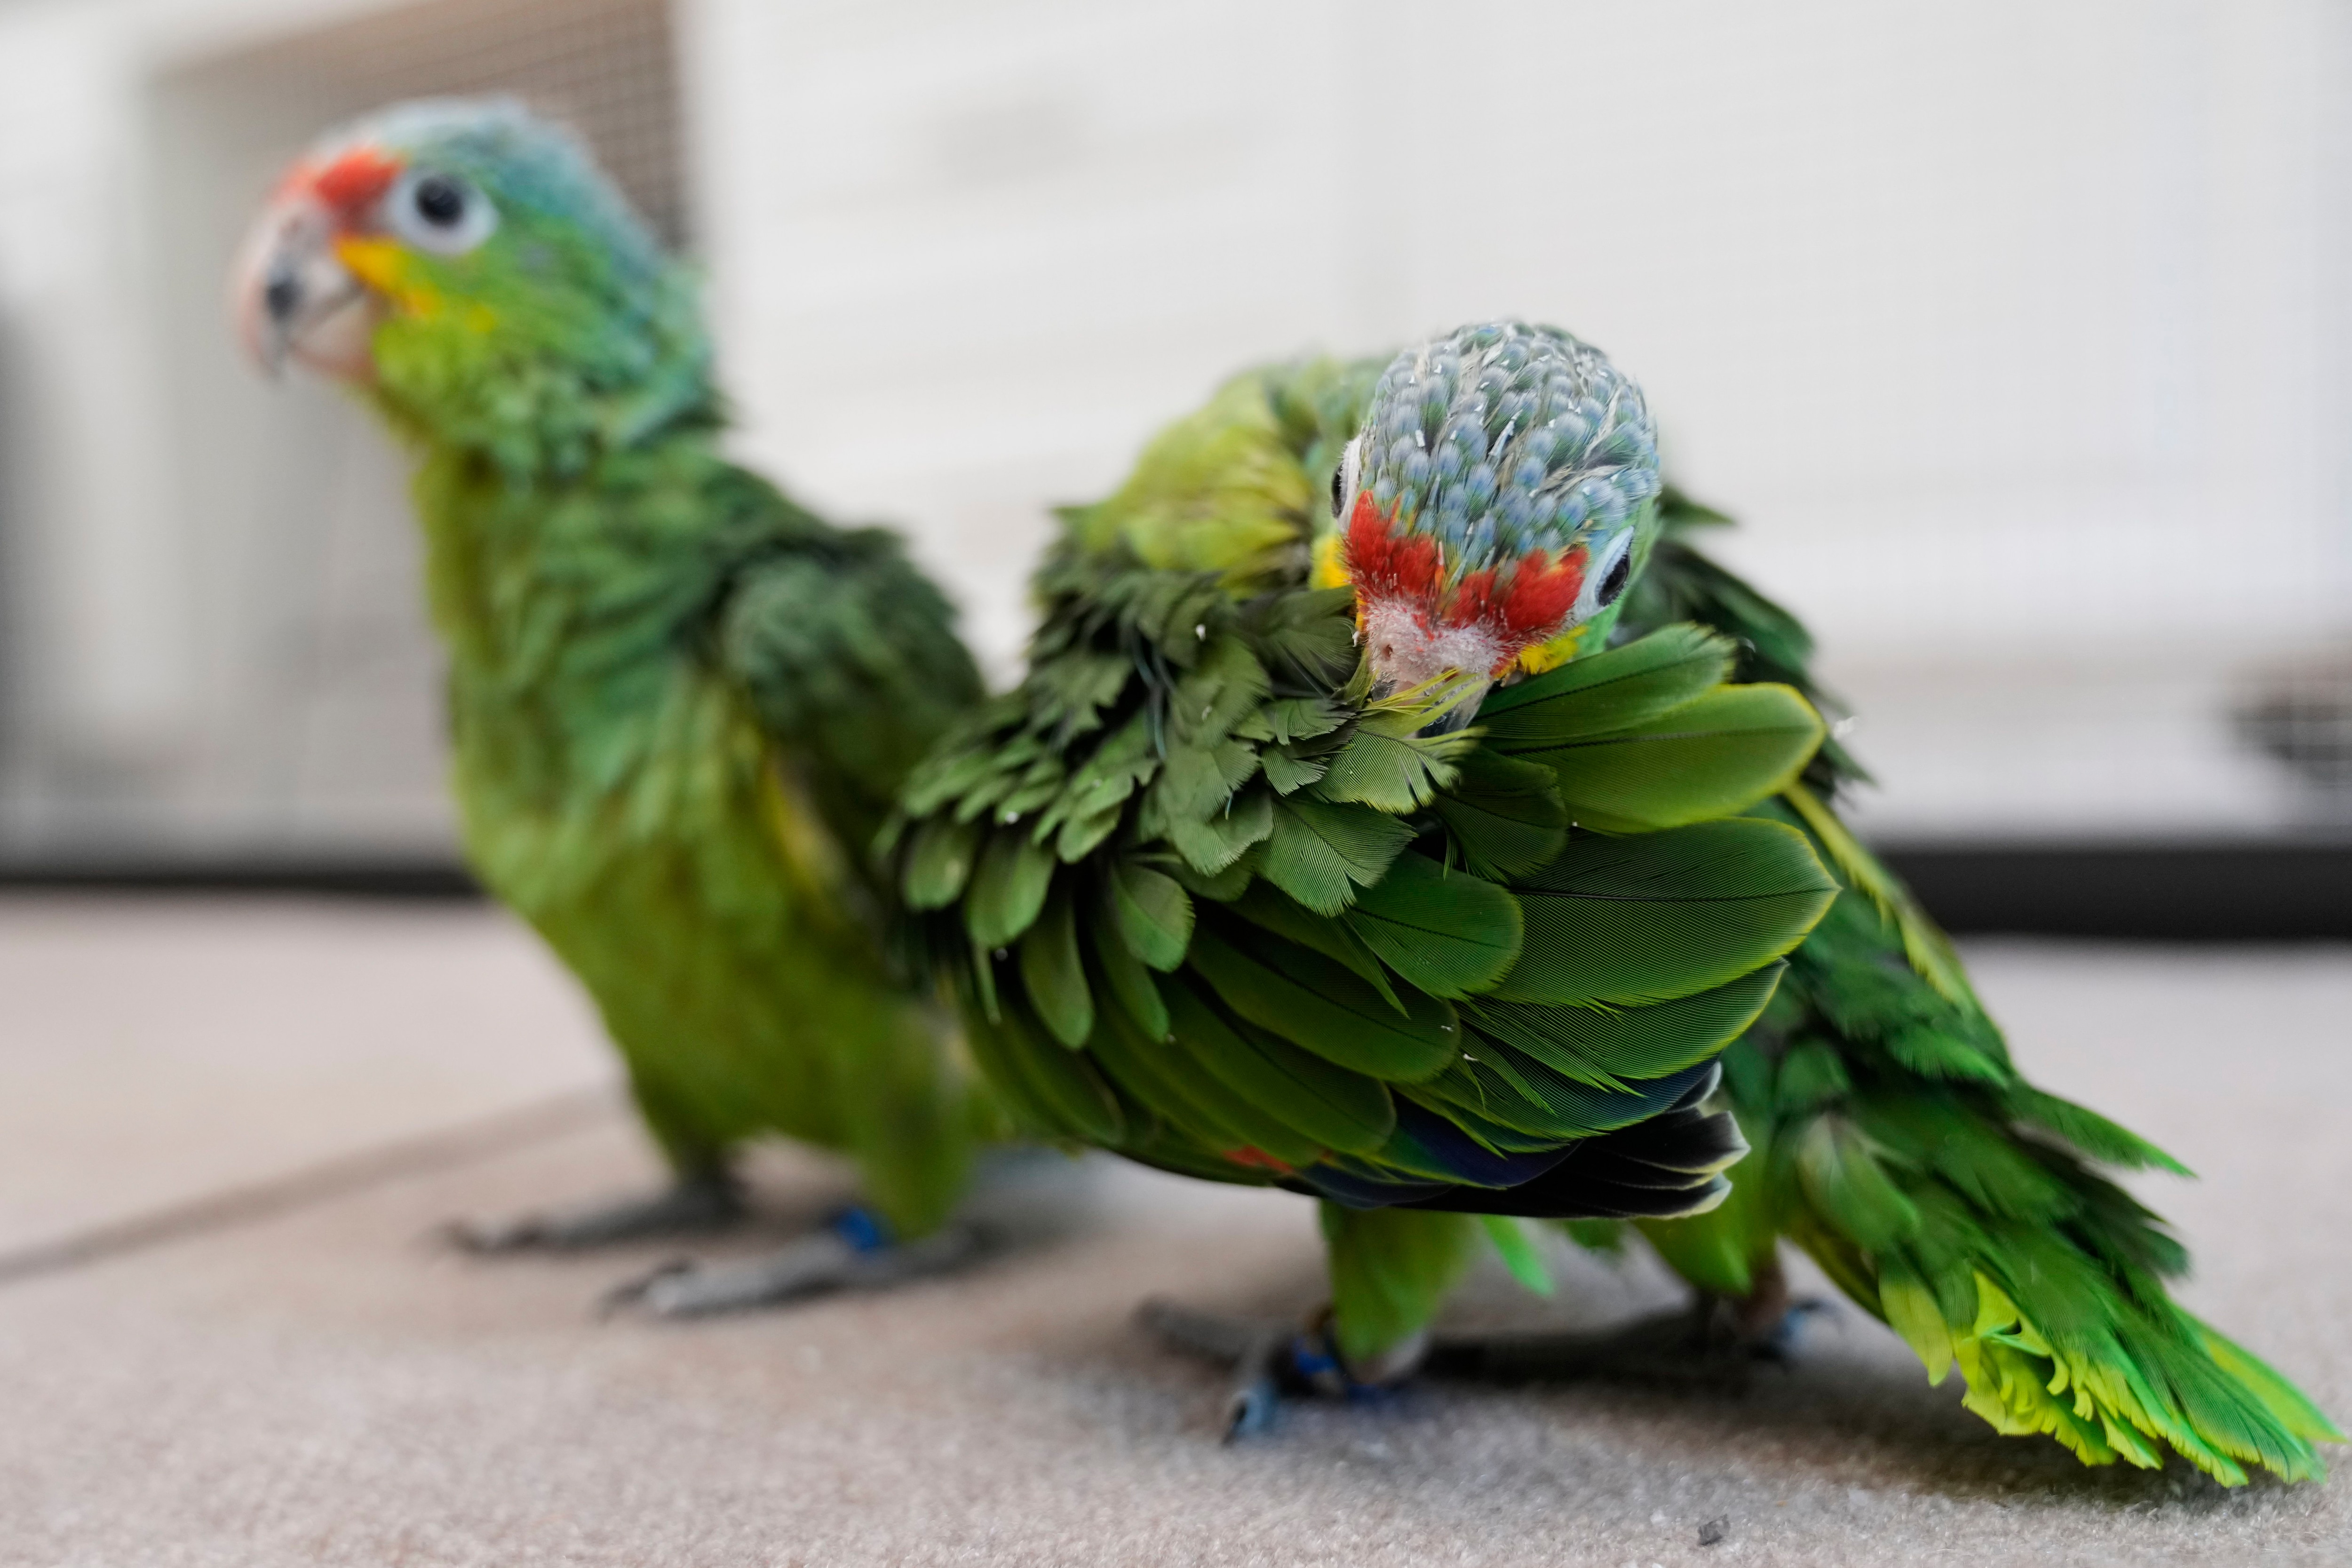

{"left": 1716, "top": 1251, "right": 1834, "bottom": 1365}
{"left": 444, "top": 1164, "right": 745, "bottom": 1253}
{"left": 587, "top": 1148, "right": 1087, "bottom": 1318}
{"left": 1138, "top": 1299, "right": 1422, "bottom": 1440}
{"left": 600, "top": 1205, "right": 984, "bottom": 1319}
{"left": 1139, "top": 1299, "right": 1293, "bottom": 1439}
{"left": 1423, "top": 1255, "right": 1833, "bottom": 1387}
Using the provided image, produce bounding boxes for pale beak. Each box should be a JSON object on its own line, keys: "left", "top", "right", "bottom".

{"left": 1358, "top": 596, "right": 1501, "bottom": 729}
{"left": 231, "top": 192, "right": 379, "bottom": 380}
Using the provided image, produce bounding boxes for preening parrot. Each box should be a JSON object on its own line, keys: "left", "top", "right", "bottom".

{"left": 232, "top": 99, "right": 1001, "bottom": 1313}
{"left": 890, "top": 321, "right": 1843, "bottom": 1429}
{"left": 904, "top": 322, "right": 2339, "bottom": 1480}
{"left": 1593, "top": 495, "right": 2344, "bottom": 1486}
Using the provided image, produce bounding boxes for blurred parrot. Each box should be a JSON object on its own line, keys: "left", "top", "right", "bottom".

{"left": 890, "top": 321, "right": 1842, "bottom": 1432}
{"left": 1563, "top": 493, "right": 2342, "bottom": 1485}
{"left": 231, "top": 99, "right": 1001, "bottom": 1313}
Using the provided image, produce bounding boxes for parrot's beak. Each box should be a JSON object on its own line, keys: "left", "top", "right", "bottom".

{"left": 231, "top": 188, "right": 381, "bottom": 381}
{"left": 1357, "top": 597, "right": 1498, "bottom": 732}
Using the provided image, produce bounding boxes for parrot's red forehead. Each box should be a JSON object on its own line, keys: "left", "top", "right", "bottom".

{"left": 276, "top": 143, "right": 403, "bottom": 218}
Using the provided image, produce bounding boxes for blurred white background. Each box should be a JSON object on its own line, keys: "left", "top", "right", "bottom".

{"left": 1, "top": 0, "right": 2348, "bottom": 860}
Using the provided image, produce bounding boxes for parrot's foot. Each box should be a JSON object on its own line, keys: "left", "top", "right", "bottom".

{"left": 1139, "top": 1299, "right": 1294, "bottom": 1439}
{"left": 443, "top": 1168, "right": 744, "bottom": 1253}
{"left": 1138, "top": 1299, "right": 1420, "bottom": 1441}
{"left": 1423, "top": 1291, "right": 1836, "bottom": 1388}
{"left": 1747, "top": 1294, "right": 1836, "bottom": 1364}
{"left": 601, "top": 1207, "right": 983, "bottom": 1319}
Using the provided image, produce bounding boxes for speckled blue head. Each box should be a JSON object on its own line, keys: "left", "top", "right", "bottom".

{"left": 1334, "top": 321, "right": 1660, "bottom": 690}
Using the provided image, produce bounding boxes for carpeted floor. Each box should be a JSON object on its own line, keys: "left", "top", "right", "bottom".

{"left": 0, "top": 896, "right": 2345, "bottom": 1566}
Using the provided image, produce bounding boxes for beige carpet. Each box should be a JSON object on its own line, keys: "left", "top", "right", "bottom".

{"left": 0, "top": 896, "right": 2344, "bottom": 1566}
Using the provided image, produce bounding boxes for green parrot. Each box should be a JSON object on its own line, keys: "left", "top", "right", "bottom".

{"left": 890, "top": 321, "right": 1843, "bottom": 1432}
{"left": 1572, "top": 491, "right": 2343, "bottom": 1486}
{"left": 910, "top": 321, "right": 2337, "bottom": 1480}
{"left": 232, "top": 98, "right": 1000, "bottom": 1313}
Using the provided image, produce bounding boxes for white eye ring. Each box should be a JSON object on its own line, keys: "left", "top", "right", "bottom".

{"left": 1574, "top": 527, "right": 1637, "bottom": 621}
{"left": 384, "top": 168, "right": 498, "bottom": 255}
{"left": 1333, "top": 436, "right": 1364, "bottom": 520}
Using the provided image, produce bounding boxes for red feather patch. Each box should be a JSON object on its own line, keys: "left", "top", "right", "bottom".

{"left": 1500, "top": 548, "right": 1586, "bottom": 636}
{"left": 1343, "top": 493, "right": 1590, "bottom": 645}
{"left": 1344, "top": 492, "right": 1439, "bottom": 600}
{"left": 1449, "top": 566, "right": 1502, "bottom": 628}
{"left": 312, "top": 146, "right": 401, "bottom": 219}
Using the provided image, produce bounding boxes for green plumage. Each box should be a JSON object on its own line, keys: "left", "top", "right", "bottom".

{"left": 319, "top": 103, "right": 992, "bottom": 1238}
{"left": 895, "top": 350, "right": 1836, "bottom": 1366}
{"left": 1616, "top": 493, "right": 2343, "bottom": 1485}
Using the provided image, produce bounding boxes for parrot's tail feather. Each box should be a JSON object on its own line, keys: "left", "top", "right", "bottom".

{"left": 1621, "top": 509, "right": 2339, "bottom": 1485}
{"left": 1878, "top": 1261, "right": 2336, "bottom": 1486}
{"left": 2191, "top": 1314, "right": 2349, "bottom": 1446}
{"left": 1771, "top": 893, "right": 2341, "bottom": 1486}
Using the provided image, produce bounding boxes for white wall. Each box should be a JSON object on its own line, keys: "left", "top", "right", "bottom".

{"left": 681, "top": 0, "right": 1363, "bottom": 675}
{"left": 0, "top": 0, "right": 2346, "bottom": 853}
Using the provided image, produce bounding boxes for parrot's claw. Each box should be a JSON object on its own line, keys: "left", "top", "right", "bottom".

{"left": 1138, "top": 1300, "right": 1292, "bottom": 1440}
{"left": 1751, "top": 1294, "right": 1837, "bottom": 1364}
{"left": 1141, "top": 1299, "right": 1294, "bottom": 1438}
{"left": 1138, "top": 1299, "right": 1400, "bottom": 1440}
{"left": 1224, "top": 1334, "right": 1286, "bottom": 1442}
{"left": 601, "top": 1210, "right": 983, "bottom": 1319}
{"left": 442, "top": 1169, "right": 744, "bottom": 1253}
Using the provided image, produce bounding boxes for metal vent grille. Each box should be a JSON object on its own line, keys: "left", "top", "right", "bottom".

{"left": 69, "top": 0, "right": 693, "bottom": 857}
{"left": 2238, "top": 653, "right": 2352, "bottom": 804}
{"left": 184, "top": 0, "right": 687, "bottom": 245}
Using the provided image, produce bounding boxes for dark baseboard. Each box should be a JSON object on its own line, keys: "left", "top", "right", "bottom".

{"left": 4, "top": 839, "right": 2348, "bottom": 939}
{"left": 1878, "top": 837, "right": 2352, "bottom": 941}
{"left": 0, "top": 860, "right": 482, "bottom": 899}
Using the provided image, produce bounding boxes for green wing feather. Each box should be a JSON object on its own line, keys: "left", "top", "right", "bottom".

{"left": 718, "top": 498, "right": 986, "bottom": 864}
{"left": 898, "top": 573, "right": 1831, "bottom": 1205}
{"left": 1621, "top": 494, "right": 2342, "bottom": 1484}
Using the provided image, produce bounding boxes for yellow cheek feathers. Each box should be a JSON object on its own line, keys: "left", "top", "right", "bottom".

{"left": 334, "top": 236, "right": 499, "bottom": 334}
{"left": 1311, "top": 532, "right": 1349, "bottom": 591}
{"left": 1516, "top": 625, "right": 1585, "bottom": 675}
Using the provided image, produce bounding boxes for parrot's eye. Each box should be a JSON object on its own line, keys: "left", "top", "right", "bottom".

{"left": 414, "top": 175, "right": 465, "bottom": 226}
{"left": 387, "top": 168, "right": 498, "bottom": 255}
{"left": 1597, "top": 548, "right": 1633, "bottom": 607}
{"left": 1575, "top": 528, "right": 1638, "bottom": 622}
